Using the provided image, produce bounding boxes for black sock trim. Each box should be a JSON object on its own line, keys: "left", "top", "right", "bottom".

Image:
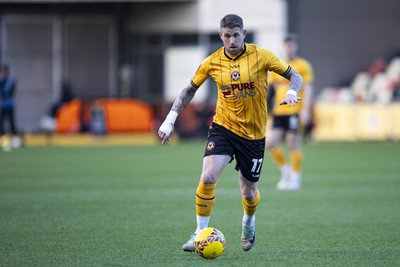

{"left": 196, "top": 193, "right": 215, "bottom": 200}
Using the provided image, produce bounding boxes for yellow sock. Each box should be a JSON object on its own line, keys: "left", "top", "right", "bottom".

{"left": 242, "top": 190, "right": 260, "bottom": 216}
{"left": 290, "top": 150, "right": 303, "bottom": 173}
{"left": 195, "top": 181, "right": 216, "bottom": 217}
{"left": 270, "top": 147, "right": 287, "bottom": 167}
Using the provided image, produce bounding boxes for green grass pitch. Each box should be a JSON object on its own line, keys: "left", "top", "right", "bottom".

{"left": 0, "top": 141, "right": 399, "bottom": 266}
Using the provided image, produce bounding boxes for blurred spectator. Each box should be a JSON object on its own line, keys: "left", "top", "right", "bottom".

{"left": 175, "top": 104, "right": 202, "bottom": 139}
{"left": 0, "top": 64, "right": 21, "bottom": 151}
{"left": 386, "top": 57, "right": 400, "bottom": 101}
{"left": 369, "top": 72, "right": 393, "bottom": 103}
{"left": 368, "top": 57, "right": 400, "bottom": 104}
{"left": 351, "top": 72, "right": 371, "bottom": 102}
{"left": 119, "top": 64, "right": 134, "bottom": 97}
{"left": 320, "top": 55, "right": 400, "bottom": 104}
{"left": 174, "top": 101, "right": 215, "bottom": 139}
{"left": 40, "top": 81, "right": 74, "bottom": 132}
{"left": 90, "top": 100, "right": 107, "bottom": 136}
{"left": 368, "top": 58, "right": 387, "bottom": 78}
{"left": 194, "top": 101, "right": 215, "bottom": 137}
{"left": 50, "top": 81, "right": 74, "bottom": 117}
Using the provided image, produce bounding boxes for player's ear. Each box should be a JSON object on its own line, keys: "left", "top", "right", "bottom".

{"left": 219, "top": 31, "right": 223, "bottom": 41}
{"left": 243, "top": 29, "right": 247, "bottom": 38}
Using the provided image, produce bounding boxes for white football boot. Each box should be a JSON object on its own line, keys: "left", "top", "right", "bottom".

{"left": 182, "top": 232, "right": 196, "bottom": 252}
{"left": 241, "top": 225, "right": 256, "bottom": 251}
{"left": 283, "top": 172, "right": 301, "bottom": 191}
{"left": 276, "top": 165, "right": 291, "bottom": 191}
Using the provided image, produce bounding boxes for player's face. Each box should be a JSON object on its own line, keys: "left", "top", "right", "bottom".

{"left": 220, "top": 27, "right": 246, "bottom": 56}
{"left": 283, "top": 40, "right": 298, "bottom": 60}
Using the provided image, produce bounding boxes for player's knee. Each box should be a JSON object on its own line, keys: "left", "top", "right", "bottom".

{"left": 240, "top": 185, "right": 258, "bottom": 200}
{"left": 200, "top": 172, "right": 218, "bottom": 184}
{"left": 242, "top": 191, "right": 256, "bottom": 201}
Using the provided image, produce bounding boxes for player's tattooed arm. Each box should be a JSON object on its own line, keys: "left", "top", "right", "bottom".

{"left": 171, "top": 84, "right": 198, "bottom": 114}
{"left": 282, "top": 67, "right": 303, "bottom": 94}
{"left": 158, "top": 83, "right": 198, "bottom": 144}
{"left": 279, "top": 67, "right": 303, "bottom": 106}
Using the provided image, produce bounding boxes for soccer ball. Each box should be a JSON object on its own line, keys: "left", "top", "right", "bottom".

{"left": 194, "top": 227, "right": 226, "bottom": 259}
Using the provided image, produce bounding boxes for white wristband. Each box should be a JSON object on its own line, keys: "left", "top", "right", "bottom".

{"left": 164, "top": 111, "right": 178, "bottom": 124}
{"left": 286, "top": 89, "right": 298, "bottom": 96}
{"left": 159, "top": 111, "right": 178, "bottom": 137}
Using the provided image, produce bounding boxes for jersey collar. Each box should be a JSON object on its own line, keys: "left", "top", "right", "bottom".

{"left": 224, "top": 43, "right": 247, "bottom": 61}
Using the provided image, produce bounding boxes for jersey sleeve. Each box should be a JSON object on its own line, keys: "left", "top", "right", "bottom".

{"left": 190, "top": 58, "right": 210, "bottom": 88}
{"left": 264, "top": 50, "right": 289, "bottom": 76}
{"left": 300, "top": 59, "right": 314, "bottom": 84}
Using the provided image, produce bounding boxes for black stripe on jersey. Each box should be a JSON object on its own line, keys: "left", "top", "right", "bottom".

{"left": 190, "top": 80, "right": 200, "bottom": 89}
{"left": 252, "top": 47, "right": 259, "bottom": 139}
{"left": 218, "top": 51, "right": 228, "bottom": 129}
{"left": 281, "top": 65, "right": 291, "bottom": 77}
{"left": 196, "top": 194, "right": 215, "bottom": 200}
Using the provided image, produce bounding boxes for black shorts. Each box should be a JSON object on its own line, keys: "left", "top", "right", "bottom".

{"left": 272, "top": 114, "right": 300, "bottom": 133}
{"left": 203, "top": 123, "right": 265, "bottom": 182}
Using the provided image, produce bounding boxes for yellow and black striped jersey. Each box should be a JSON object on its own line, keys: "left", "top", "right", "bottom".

{"left": 269, "top": 57, "right": 314, "bottom": 115}
{"left": 191, "top": 43, "right": 289, "bottom": 140}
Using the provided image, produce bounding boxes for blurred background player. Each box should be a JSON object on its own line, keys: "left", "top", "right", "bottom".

{"left": 266, "top": 34, "right": 314, "bottom": 191}
{"left": 0, "top": 64, "right": 21, "bottom": 151}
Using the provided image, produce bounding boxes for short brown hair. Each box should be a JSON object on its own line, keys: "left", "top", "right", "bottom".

{"left": 284, "top": 33, "right": 299, "bottom": 43}
{"left": 220, "top": 14, "right": 243, "bottom": 29}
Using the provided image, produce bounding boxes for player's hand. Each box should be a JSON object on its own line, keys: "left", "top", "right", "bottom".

{"left": 158, "top": 121, "right": 174, "bottom": 145}
{"left": 280, "top": 94, "right": 302, "bottom": 106}
{"left": 158, "top": 111, "right": 178, "bottom": 145}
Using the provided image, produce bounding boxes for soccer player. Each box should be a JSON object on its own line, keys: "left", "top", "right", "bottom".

{"left": 266, "top": 34, "right": 314, "bottom": 191}
{"left": 158, "top": 14, "right": 303, "bottom": 252}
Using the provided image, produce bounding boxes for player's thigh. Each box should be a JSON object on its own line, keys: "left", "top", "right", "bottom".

{"left": 286, "top": 131, "right": 300, "bottom": 150}
{"left": 201, "top": 154, "right": 232, "bottom": 184}
{"left": 285, "top": 115, "right": 301, "bottom": 150}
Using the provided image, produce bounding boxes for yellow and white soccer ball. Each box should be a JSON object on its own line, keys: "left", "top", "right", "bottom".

{"left": 194, "top": 227, "right": 226, "bottom": 259}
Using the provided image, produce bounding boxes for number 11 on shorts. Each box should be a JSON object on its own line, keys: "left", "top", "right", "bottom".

{"left": 251, "top": 158, "right": 263, "bottom": 173}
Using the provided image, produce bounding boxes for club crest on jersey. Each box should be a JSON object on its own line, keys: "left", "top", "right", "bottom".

{"left": 207, "top": 141, "right": 215, "bottom": 151}
{"left": 231, "top": 71, "right": 240, "bottom": 81}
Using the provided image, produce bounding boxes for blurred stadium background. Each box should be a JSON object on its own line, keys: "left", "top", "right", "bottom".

{"left": 0, "top": 0, "right": 400, "bottom": 145}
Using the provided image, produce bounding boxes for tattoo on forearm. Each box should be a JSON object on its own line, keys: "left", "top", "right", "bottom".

{"left": 290, "top": 74, "right": 303, "bottom": 93}
{"left": 171, "top": 86, "right": 197, "bottom": 113}
{"left": 283, "top": 68, "right": 303, "bottom": 93}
